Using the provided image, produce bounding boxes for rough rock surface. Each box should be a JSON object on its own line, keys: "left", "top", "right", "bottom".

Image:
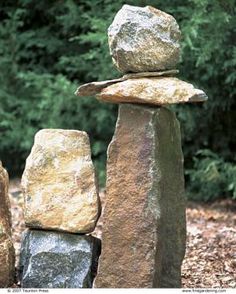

{"left": 123, "top": 70, "right": 178, "bottom": 79}
{"left": 94, "top": 104, "right": 186, "bottom": 288}
{"left": 75, "top": 70, "right": 178, "bottom": 97}
{"left": 97, "top": 77, "right": 208, "bottom": 105}
{"left": 0, "top": 162, "right": 11, "bottom": 235}
{"left": 0, "top": 162, "right": 15, "bottom": 287}
{"left": 108, "top": 5, "right": 181, "bottom": 73}
{"left": 19, "top": 229, "right": 101, "bottom": 288}
{"left": 22, "top": 129, "right": 100, "bottom": 233}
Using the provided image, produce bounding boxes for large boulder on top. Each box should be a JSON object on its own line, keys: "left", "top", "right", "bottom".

{"left": 108, "top": 5, "right": 181, "bottom": 73}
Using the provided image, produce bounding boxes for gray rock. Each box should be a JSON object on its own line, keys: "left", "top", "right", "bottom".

{"left": 19, "top": 229, "right": 101, "bottom": 288}
{"left": 108, "top": 5, "right": 181, "bottom": 73}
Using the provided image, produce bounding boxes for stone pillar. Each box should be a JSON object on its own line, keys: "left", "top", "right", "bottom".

{"left": 0, "top": 162, "right": 15, "bottom": 287}
{"left": 74, "top": 4, "right": 207, "bottom": 289}
{"left": 94, "top": 104, "right": 186, "bottom": 288}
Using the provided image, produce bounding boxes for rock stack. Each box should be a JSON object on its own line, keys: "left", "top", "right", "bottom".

{"left": 20, "top": 129, "right": 101, "bottom": 288}
{"left": 76, "top": 4, "right": 208, "bottom": 288}
{"left": 0, "top": 161, "right": 15, "bottom": 287}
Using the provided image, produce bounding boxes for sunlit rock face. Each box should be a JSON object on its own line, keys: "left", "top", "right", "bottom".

{"left": 22, "top": 129, "right": 101, "bottom": 234}
{"left": 97, "top": 77, "right": 208, "bottom": 105}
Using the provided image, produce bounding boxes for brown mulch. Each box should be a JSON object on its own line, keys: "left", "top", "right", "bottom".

{"left": 182, "top": 200, "right": 236, "bottom": 288}
{"left": 9, "top": 179, "right": 236, "bottom": 288}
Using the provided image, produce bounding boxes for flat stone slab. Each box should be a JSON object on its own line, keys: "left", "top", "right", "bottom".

{"left": 97, "top": 77, "right": 208, "bottom": 105}
{"left": 94, "top": 104, "right": 186, "bottom": 288}
{"left": 0, "top": 162, "right": 15, "bottom": 287}
{"left": 19, "top": 229, "right": 101, "bottom": 288}
{"left": 22, "top": 129, "right": 100, "bottom": 233}
{"left": 108, "top": 5, "right": 181, "bottom": 73}
{"left": 75, "top": 70, "right": 178, "bottom": 97}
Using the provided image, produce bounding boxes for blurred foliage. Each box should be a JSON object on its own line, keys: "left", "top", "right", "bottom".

{"left": 187, "top": 150, "right": 236, "bottom": 201}
{"left": 0, "top": 0, "right": 235, "bottom": 199}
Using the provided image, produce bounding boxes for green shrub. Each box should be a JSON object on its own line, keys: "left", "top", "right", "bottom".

{"left": 0, "top": 0, "right": 235, "bottom": 198}
{"left": 187, "top": 150, "right": 236, "bottom": 201}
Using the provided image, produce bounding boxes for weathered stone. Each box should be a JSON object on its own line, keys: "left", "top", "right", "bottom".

{"left": 97, "top": 77, "right": 208, "bottom": 105}
{"left": 108, "top": 5, "right": 181, "bottom": 73}
{"left": 22, "top": 129, "right": 100, "bottom": 233}
{"left": 0, "top": 162, "right": 15, "bottom": 287}
{"left": 19, "top": 229, "right": 101, "bottom": 288}
{"left": 0, "top": 236, "right": 15, "bottom": 287}
{"left": 75, "top": 78, "right": 123, "bottom": 97}
{"left": 0, "top": 162, "right": 11, "bottom": 235}
{"left": 75, "top": 70, "right": 178, "bottom": 97}
{"left": 123, "top": 69, "right": 179, "bottom": 79}
{"left": 94, "top": 104, "right": 186, "bottom": 288}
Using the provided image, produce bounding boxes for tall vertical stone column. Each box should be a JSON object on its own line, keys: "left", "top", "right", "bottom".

{"left": 0, "top": 162, "right": 15, "bottom": 287}
{"left": 75, "top": 4, "right": 208, "bottom": 288}
{"left": 94, "top": 104, "right": 186, "bottom": 288}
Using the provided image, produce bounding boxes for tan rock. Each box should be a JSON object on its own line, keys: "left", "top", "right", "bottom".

{"left": 22, "top": 129, "right": 100, "bottom": 233}
{"left": 75, "top": 78, "right": 123, "bottom": 97}
{"left": 75, "top": 70, "right": 178, "bottom": 97}
{"left": 123, "top": 69, "right": 178, "bottom": 79}
{"left": 0, "top": 162, "right": 11, "bottom": 235}
{"left": 97, "top": 77, "right": 208, "bottom": 105}
{"left": 108, "top": 5, "right": 181, "bottom": 73}
{"left": 94, "top": 104, "right": 186, "bottom": 288}
{"left": 0, "top": 162, "right": 15, "bottom": 287}
{"left": 0, "top": 236, "right": 15, "bottom": 287}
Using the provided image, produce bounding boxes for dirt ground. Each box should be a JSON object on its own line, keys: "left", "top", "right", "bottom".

{"left": 9, "top": 179, "right": 236, "bottom": 288}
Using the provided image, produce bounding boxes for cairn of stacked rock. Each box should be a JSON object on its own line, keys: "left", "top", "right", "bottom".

{"left": 20, "top": 129, "right": 101, "bottom": 288}
{"left": 76, "top": 4, "right": 208, "bottom": 288}
{"left": 0, "top": 162, "right": 15, "bottom": 287}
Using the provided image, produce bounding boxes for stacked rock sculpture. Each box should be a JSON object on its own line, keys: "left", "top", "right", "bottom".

{"left": 20, "top": 129, "right": 101, "bottom": 288}
{"left": 76, "top": 4, "right": 208, "bottom": 288}
{"left": 0, "top": 162, "right": 15, "bottom": 287}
